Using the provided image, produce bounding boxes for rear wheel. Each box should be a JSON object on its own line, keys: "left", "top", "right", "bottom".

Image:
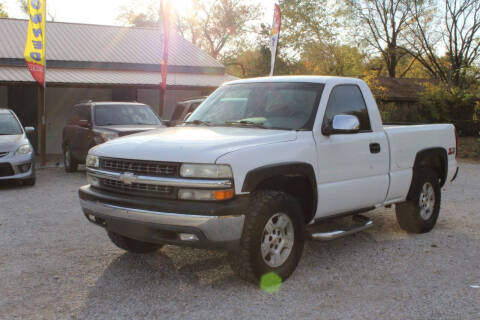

{"left": 107, "top": 231, "right": 163, "bottom": 253}
{"left": 228, "top": 190, "right": 305, "bottom": 284}
{"left": 396, "top": 168, "right": 441, "bottom": 233}
{"left": 63, "top": 145, "right": 78, "bottom": 172}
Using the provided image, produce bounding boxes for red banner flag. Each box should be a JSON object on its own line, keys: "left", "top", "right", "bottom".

{"left": 269, "top": 4, "right": 281, "bottom": 76}
{"left": 161, "top": 0, "right": 169, "bottom": 91}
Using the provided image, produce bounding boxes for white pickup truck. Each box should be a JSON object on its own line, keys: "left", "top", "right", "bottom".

{"left": 79, "top": 76, "right": 459, "bottom": 283}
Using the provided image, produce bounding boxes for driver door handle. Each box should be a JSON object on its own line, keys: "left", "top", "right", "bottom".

{"left": 370, "top": 143, "right": 381, "bottom": 154}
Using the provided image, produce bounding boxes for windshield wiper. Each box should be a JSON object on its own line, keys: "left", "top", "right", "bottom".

{"left": 223, "top": 120, "right": 266, "bottom": 128}
{"left": 182, "top": 120, "right": 212, "bottom": 126}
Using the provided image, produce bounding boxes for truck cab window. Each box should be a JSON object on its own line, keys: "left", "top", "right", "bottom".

{"left": 70, "top": 105, "right": 90, "bottom": 125}
{"left": 78, "top": 106, "right": 91, "bottom": 122}
{"left": 323, "top": 85, "right": 371, "bottom": 131}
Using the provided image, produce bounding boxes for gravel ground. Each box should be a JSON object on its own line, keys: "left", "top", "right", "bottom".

{"left": 0, "top": 161, "right": 479, "bottom": 320}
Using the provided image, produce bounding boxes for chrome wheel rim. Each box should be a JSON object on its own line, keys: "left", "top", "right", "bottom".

{"left": 261, "top": 213, "right": 294, "bottom": 268}
{"left": 419, "top": 182, "right": 435, "bottom": 220}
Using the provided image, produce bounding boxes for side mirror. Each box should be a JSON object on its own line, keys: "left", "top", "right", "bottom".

{"left": 78, "top": 119, "right": 91, "bottom": 128}
{"left": 24, "top": 127, "right": 35, "bottom": 135}
{"left": 323, "top": 114, "right": 360, "bottom": 135}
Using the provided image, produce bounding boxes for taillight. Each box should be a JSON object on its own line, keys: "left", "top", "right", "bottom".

{"left": 454, "top": 127, "right": 459, "bottom": 158}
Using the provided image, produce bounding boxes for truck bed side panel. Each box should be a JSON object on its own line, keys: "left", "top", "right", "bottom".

{"left": 384, "top": 124, "right": 457, "bottom": 203}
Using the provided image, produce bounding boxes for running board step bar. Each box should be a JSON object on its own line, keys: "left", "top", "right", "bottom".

{"left": 308, "top": 215, "right": 373, "bottom": 241}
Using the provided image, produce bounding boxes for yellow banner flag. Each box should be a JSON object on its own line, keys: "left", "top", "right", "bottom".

{"left": 24, "top": 0, "right": 46, "bottom": 85}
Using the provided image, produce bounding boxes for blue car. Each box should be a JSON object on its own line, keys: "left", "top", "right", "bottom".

{"left": 0, "top": 109, "right": 36, "bottom": 186}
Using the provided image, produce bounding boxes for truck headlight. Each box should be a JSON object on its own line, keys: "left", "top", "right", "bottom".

{"left": 14, "top": 144, "right": 32, "bottom": 156}
{"left": 101, "top": 132, "right": 119, "bottom": 141}
{"left": 93, "top": 131, "right": 119, "bottom": 144}
{"left": 180, "top": 164, "right": 233, "bottom": 179}
{"left": 86, "top": 155, "right": 99, "bottom": 168}
{"left": 178, "top": 188, "right": 234, "bottom": 201}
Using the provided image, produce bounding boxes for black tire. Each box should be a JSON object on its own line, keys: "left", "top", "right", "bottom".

{"left": 63, "top": 145, "right": 78, "bottom": 173}
{"left": 22, "top": 178, "right": 36, "bottom": 186}
{"left": 107, "top": 231, "right": 163, "bottom": 253}
{"left": 396, "top": 168, "right": 441, "bottom": 233}
{"left": 228, "top": 190, "right": 305, "bottom": 284}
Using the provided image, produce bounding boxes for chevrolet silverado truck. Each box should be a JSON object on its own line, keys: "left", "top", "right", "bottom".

{"left": 79, "top": 76, "right": 459, "bottom": 283}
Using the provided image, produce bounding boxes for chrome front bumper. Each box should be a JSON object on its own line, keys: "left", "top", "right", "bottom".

{"left": 80, "top": 198, "right": 245, "bottom": 246}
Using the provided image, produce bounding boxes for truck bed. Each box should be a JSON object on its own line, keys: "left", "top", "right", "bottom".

{"left": 383, "top": 123, "right": 458, "bottom": 203}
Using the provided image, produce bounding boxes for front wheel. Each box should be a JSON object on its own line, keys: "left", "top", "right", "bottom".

{"left": 22, "top": 177, "right": 36, "bottom": 186}
{"left": 228, "top": 190, "right": 305, "bottom": 284}
{"left": 396, "top": 168, "right": 441, "bottom": 233}
{"left": 63, "top": 146, "right": 78, "bottom": 173}
{"left": 107, "top": 231, "right": 163, "bottom": 253}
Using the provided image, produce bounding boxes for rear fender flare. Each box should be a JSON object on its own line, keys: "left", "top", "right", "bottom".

{"left": 413, "top": 147, "right": 448, "bottom": 187}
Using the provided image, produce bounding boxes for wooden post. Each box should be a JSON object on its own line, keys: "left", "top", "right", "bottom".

{"left": 159, "top": 87, "right": 165, "bottom": 118}
{"left": 39, "top": 84, "right": 46, "bottom": 166}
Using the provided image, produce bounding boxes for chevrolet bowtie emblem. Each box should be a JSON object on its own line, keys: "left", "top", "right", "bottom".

{"left": 119, "top": 172, "right": 136, "bottom": 185}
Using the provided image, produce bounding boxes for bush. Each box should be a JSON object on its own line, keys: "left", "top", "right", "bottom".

{"left": 453, "top": 120, "right": 480, "bottom": 137}
{"left": 417, "top": 84, "right": 478, "bottom": 122}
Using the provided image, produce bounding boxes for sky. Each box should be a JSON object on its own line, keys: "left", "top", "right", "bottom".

{"left": 2, "top": 0, "right": 276, "bottom": 26}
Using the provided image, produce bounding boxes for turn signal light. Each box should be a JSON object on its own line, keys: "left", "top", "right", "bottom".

{"left": 213, "top": 189, "right": 235, "bottom": 200}
{"left": 178, "top": 188, "right": 235, "bottom": 201}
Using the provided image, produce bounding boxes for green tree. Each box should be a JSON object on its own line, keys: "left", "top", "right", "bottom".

{"left": 300, "top": 44, "right": 366, "bottom": 76}
{"left": 17, "top": 0, "right": 56, "bottom": 20}
{"left": 279, "top": 0, "right": 337, "bottom": 52}
{"left": 407, "top": 0, "right": 480, "bottom": 88}
{"left": 17, "top": 0, "right": 27, "bottom": 14}
{"left": 343, "top": 0, "right": 420, "bottom": 78}
{"left": 224, "top": 45, "right": 299, "bottom": 78}
{"left": 119, "top": 0, "right": 260, "bottom": 60}
{"left": 0, "top": 2, "right": 8, "bottom": 18}
{"left": 417, "top": 84, "right": 479, "bottom": 122}
{"left": 278, "top": 0, "right": 371, "bottom": 76}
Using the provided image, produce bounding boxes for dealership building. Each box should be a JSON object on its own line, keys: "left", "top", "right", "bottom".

{"left": 0, "top": 18, "right": 235, "bottom": 154}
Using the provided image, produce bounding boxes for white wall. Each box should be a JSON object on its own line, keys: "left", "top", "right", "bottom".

{"left": 46, "top": 87, "right": 112, "bottom": 154}
{"left": 138, "top": 89, "right": 202, "bottom": 120}
{"left": 0, "top": 86, "right": 7, "bottom": 108}
{"left": 137, "top": 89, "right": 160, "bottom": 114}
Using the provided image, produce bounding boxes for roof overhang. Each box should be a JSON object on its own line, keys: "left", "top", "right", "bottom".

{"left": 0, "top": 58, "right": 225, "bottom": 75}
{"left": 0, "top": 66, "right": 237, "bottom": 88}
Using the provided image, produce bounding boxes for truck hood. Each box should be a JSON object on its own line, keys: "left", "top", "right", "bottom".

{"left": 96, "top": 125, "right": 164, "bottom": 137}
{"left": 90, "top": 126, "right": 297, "bottom": 163}
{"left": 0, "top": 134, "right": 26, "bottom": 152}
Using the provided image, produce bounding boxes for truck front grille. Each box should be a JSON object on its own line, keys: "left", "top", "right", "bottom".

{"left": 99, "top": 177, "right": 175, "bottom": 198}
{"left": 0, "top": 163, "right": 14, "bottom": 177}
{"left": 0, "top": 152, "right": 8, "bottom": 158}
{"left": 100, "top": 157, "right": 178, "bottom": 177}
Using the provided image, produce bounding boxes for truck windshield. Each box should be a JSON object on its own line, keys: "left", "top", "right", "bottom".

{"left": 94, "top": 105, "right": 161, "bottom": 126}
{"left": 188, "top": 82, "right": 324, "bottom": 130}
{"left": 0, "top": 113, "right": 23, "bottom": 135}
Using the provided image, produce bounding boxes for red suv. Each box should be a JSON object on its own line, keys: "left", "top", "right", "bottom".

{"left": 62, "top": 102, "right": 163, "bottom": 172}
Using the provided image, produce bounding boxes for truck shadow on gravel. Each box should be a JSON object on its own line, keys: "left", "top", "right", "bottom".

{"left": 77, "top": 249, "right": 243, "bottom": 318}
{"left": 77, "top": 233, "right": 384, "bottom": 318}
{"left": 76, "top": 212, "right": 463, "bottom": 318}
